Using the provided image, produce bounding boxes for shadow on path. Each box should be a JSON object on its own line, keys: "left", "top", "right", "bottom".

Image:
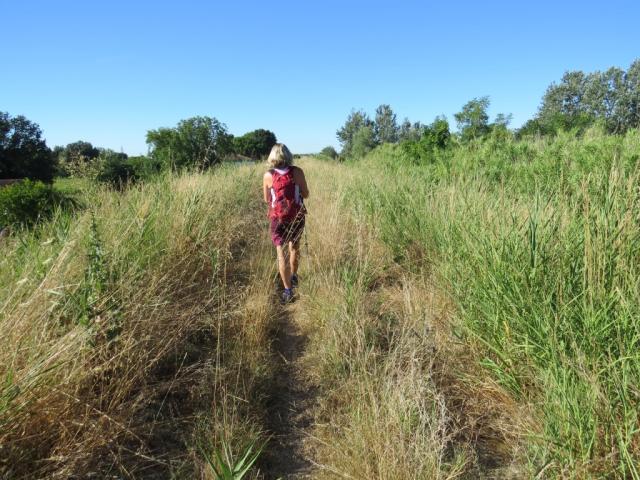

{"left": 259, "top": 301, "right": 318, "bottom": 480}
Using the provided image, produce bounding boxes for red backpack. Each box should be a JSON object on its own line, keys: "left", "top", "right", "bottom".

{"left": 268, "top": 167, "right": 304, "bottom": 222}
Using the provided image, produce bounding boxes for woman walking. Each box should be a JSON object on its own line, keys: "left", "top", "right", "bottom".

{"left": 263, "top": 144, "right": 309, "bottom": 303}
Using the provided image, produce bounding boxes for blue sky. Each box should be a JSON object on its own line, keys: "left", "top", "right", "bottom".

{"left": 3, "top": 0, "right": 639, "bottom": 154}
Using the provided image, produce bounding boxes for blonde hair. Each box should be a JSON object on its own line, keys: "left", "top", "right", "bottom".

{"left": 267, "top": 143, "right": 293, "bottom": 169}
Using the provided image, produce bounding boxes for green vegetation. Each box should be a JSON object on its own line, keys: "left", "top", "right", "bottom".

{"left": 0, "top": 112, "right": 56, "bottom": 182}
{"left": 349, "top": 128, "right": 640, "bottom": 477}
{"left": 232, "top": 129, "right": 277, "bottom": 159}
{"left": 0, "top": 180, "right": 77, "bottom": 228}
{"left": 146, "top": 116, "right": 234, "bottom": 170}
{"left": 336, "top": 108, "right": 374, "bottom": 158}
{"left": 2, "top": 131, "right": 640, "bottom": 476}
{"left": 521, "top": 59, "right": 640, "bottom": 136}
{"left": 454, "top": 96, "right": 513, "bottom": 142}
{"left": 54, "top": 140, "right": 101, "bottom": 176}
{"left": 373, "top": 104, "right": 399, "bottom": 144}
{"left": 201, "top": 438, "right": 264, "bottom": 480}
{"left": 296, "top": 161, "right": 473, "bottom": 478}
{"left": 318, "top": 145, "right": 338, "bottom": 160}
{"left": 350, "top": 124, "right": 377, "bottom": 159}
{"left": 93, "top": 150, "right": 140, "bottom": 187}
{"left": 335, "top": 59, "right": 640, "bottom": 162}
{"left": 53, "top": 140, "right": 157, "bottom": 186}
{"left": 399, "top": 116, "right": 451, "bottom": 162}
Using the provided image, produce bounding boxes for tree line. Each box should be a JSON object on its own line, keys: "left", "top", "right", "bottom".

{"left": 334, "top": 98, "right": 510, "bottom": 161}
{"left": 0, "top": 113, "right": 277, "bottom": 184}
{"left": 335, "top": 58, "right": 640, "bottom": 159}
{"left": 521, "top": 59, "right": 640, "bottom": 136}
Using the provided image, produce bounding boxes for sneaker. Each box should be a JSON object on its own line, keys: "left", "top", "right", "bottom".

{"left": 291, "top": 274, "right": 299, "bottom": 288}
{"left": 281, "top": 288, "right": 295, "bottom": 304}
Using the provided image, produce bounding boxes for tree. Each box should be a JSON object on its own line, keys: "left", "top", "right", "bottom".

{"left": 374, "top": 104, "right": 399, "bottom": 144}
{"left": 0, "top": 112, "right": 55, "bottom": 182}
{"left": 492, "top": 113, "right": 512, "bottom": 128}
{"left": 146, "top": 116, "right": 233, "bottom": 170}
{"left": 584, "top": 68, "right": 625, "bottom": 130}
{"left": 399, "top": 118, "right": 413, "bottom": 141}
{"left": 529, "top": 59, "right": 640, "bottom": 135}
{"left": 425, "top": 117, "right": 451, "bottom": 149}
{"left": 489, "top": 113, "right": 513, "bottom": 139}
{"left": 63, "top": 141, "right": 100, "bottom": 163}
{"left": 619, "top": 59, "right": 640, "bottom": 131}
{"left": 400, "top": 116, "right": 451, "bottom": 163}
{"left": 538, "top": 69, "right": 623, "bottom": 132}
{"left": 336, "top": 109, "right": 374, "bottom": 157}
{"left": 319, "top": 146, "right": 338, "bottom": 159}
{"left": 233, "top": 129, "right": 277, "bottom": 159}
{"left": 57, "top": 140, "right": 102, "bottom": 176}
{"left": 350, "top": 125, "right": 377, "bottom": 159}
{"left": 398, "top": 119, "right": 427, "bottom": 142}
{"left": 454, "top": 97, "right": 491, "bottom": 142}
{"left": 539, "top": 71, "right": 587, "bottom": 122}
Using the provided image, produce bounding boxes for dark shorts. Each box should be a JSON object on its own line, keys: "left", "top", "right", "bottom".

{"left": 270, "top": 217, "right": 305, "bottom": 246}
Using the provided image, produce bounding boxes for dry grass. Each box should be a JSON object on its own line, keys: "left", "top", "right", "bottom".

{"left": 0, "top": 166, "right": 276, "bottom": 478}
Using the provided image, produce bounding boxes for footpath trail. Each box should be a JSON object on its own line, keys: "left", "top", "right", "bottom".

{"left": 259, "top": 301, "right": 318, "bottom": 479}
{"left": 251, "top": 158, "right": 514, "bottom": 479}
{"left": 252, "top": 160, "right": 333, "bottom": 479}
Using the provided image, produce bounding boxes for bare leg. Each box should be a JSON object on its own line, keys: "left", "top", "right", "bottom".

{"left": 276, "top": 245, "right": 292, "bottom": 289}
{"left": 289, "top": 240, "right": 300, "bottom": 277}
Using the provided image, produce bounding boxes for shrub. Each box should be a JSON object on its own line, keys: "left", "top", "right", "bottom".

{"left": 128, "top": 155, "right": 163, "bottom": 179}
{"left": 95, "top": 154, "right": 164, "bottom": 188}
{"left": 319, "top": 146, "right": 338, "bottom": 160}
{"left": 0, "top": 180, "right": 74, "bottom": 228}
{"left": 95, "top": 154, "right": 139, "bottom": 188}
{"left": 399, "top": 117, "right": 451, "bottom": 163}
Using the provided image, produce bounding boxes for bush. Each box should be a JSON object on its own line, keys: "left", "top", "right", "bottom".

{"left": 95, "top": 154, "right": 139, "bottom": 188}
{"left": 128, "top": 155, "right": 163, "bottom": 179}
{"left": 319, "top": 146, "right": 338, "bottom": 160}
{"left": 516, "top": 112, "right": 596, "bottom": 138}
{"left": 0, "top": 180, "right": 75, "bottom": 228}
{"left": 399, "top": 118, "right": 451, "bottom": 163}
{"left": 94, "top": 154, "right": 164, "bottom": 188}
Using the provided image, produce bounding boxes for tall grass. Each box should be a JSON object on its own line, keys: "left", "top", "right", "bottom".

{"left": 296, "top": 160, "right": 480, "bottom": 478}
{"left": 351, "top": 128, "right": 640, "bottom": 477}
{"left": 0, "top": 166, "right": 273, "bottom": 478}
{"left": 4, "top": 133, "right": 639, "bottom": 478}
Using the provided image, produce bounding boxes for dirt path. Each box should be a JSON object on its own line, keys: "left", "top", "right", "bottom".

{"left": 259, "top": 300, "right": 318, "bottom": 479}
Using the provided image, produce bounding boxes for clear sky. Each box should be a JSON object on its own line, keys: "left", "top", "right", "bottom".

{"left": 3, "top": 0, "right": 639, "bottom": 155}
